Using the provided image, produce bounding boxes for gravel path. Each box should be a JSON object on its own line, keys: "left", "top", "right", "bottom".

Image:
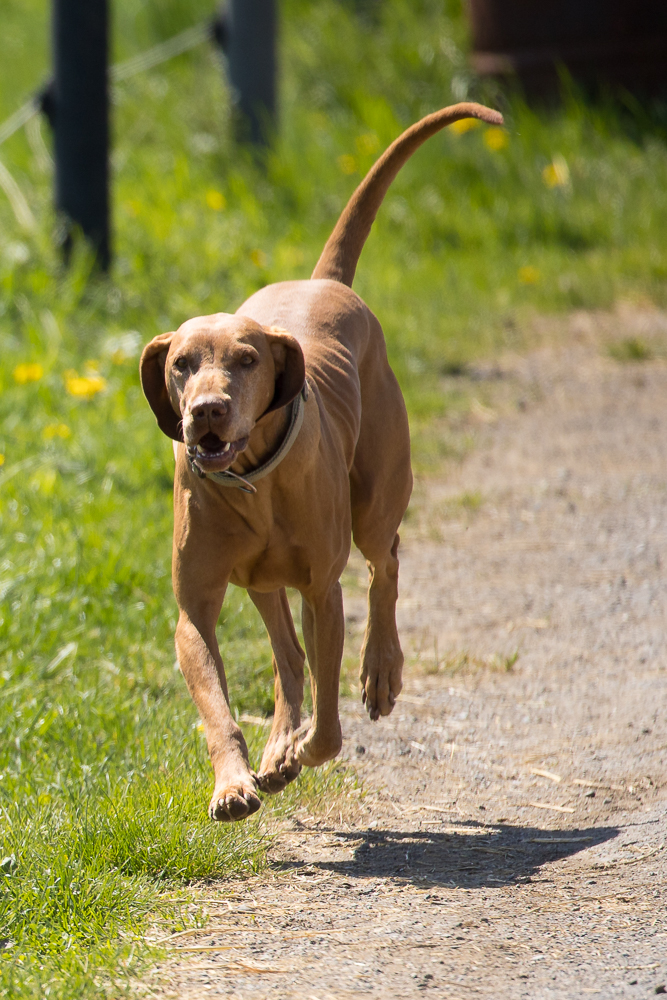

{"left": 149, "top": 310, "right": 667, "bottom": 999}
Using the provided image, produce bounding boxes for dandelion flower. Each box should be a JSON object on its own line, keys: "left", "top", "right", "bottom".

{"left": 356, "top": 132, "right": 380, "bottom": 155}
{"left": 450, "top": 118, "right": 482, "bottom": 135}
{"left": 337, "top": 154, "right": 357, "bottom": 175}
{"left": 65, "top": 373, "right": 106, "bottom": 399}
{"left": 542, "top": 155, "right": 570, "bottom": 188}
{"left": 13, "top": 363, "right": 44, "bottom": 384}
{"left": 43, "top": 423, "right": 71, "bottom": 440}
{"left": 0, "top": 455, "right": 4, "bottom": 467}
{"left": 484, "top": 127, "right": 508, "bottom": 151}
{"left": 250, "top": 249, "right": 266, "bottom": 268}
{"left": 518, "top": 265, "right": 541, "bottom": 284}
{"left": 206, "top": 190, "right": 226, "bottom": 211}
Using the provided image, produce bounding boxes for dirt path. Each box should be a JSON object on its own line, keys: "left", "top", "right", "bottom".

{"left": 150, "top": 310, "right": 667, "bottom": 999}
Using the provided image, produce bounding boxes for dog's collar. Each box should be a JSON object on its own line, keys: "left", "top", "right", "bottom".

{"left": 186, "top": 382, "right": 309, "bottom": 494}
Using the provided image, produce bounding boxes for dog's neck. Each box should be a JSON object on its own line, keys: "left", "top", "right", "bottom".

{"left": 229, "top": 405, "right": 292, "bottom": 476}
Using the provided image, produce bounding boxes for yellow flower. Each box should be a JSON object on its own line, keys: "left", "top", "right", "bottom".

{"left": 13, "top": 363, "right": 44, "bottom": 384}
{"left": 450, "top": 118, "right": 482, "bottom": 135}
{"left": 65, "top": 373, "right": 106, "bottom": 399}
{"left": 0, "top": 454, "right": 4, "bottom": 467}
{"left": 356, "top": 132, "right": 380, "bottom": 155}
{"left": 33, "top": 467, "right": 57, "bottom": 495}
{"left": 250, "top": 249, "right": 266, "bottom": 268}
{"left": 337, "top": 154, "right": 357, "bottom": 176}
{"left": 484, "top": 127, "right": 508, "bottom": 151}
{"left": 43, "top": 423, "right": 71, "bottom": 440}
{"left": 518, "top": 265, "right": 541, "bottom": 284}
{"left": 206, "top": 189, "right": 226, "bottom": 211}
{"left": 542, "top": 155, "right": 570, "bottom": 188}
{"left": 276, "top": 244, "right": 305, "bottom": 270}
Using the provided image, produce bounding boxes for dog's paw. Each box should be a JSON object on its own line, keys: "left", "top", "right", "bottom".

{"left": 362, "top": 682, "right": 397, "bottom": 721}
{"left": 360, "top": 651, "right": 403, "bottom": 720}
{"left": 256, "top": 760, "right": 301, "bottom": 794}
{"left": 209, "top": 776, "right": 261, "bottom": 822}
{"left": 295, "top": 724, "right": 342, "bottom": 768}
{"left": 256, "top": 729, "right": 302, "bottom": 793}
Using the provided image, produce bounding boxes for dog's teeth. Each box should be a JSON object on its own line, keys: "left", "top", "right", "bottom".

{"left": 222, "top": 442, "right": 231, "bottom": 452}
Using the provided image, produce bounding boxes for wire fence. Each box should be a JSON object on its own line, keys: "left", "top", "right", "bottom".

{"left": 0, "top": 20, "right": 212, "bottom": 230}
{"left": 0, "top": 20, "right": 212, "bottom": 150}
{"left": 111, "top": 21, "right": 211, "bottom": 82}
{"left": 0, "top": 98, "right": 39, "bottom": 148}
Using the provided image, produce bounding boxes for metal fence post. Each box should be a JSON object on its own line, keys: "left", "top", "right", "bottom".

{"left": 52, "top": 0, "right": 110, "bottom": 269}
{"left": 215, "top": 0, "right": 277, "bottom": 147}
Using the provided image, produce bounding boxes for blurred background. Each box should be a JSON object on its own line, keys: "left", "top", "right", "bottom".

{"left": 0, "top": 2, "right": 666, "bottom": 996}
{"left": 2, "top": 0, "right": 666, "bottom": 411}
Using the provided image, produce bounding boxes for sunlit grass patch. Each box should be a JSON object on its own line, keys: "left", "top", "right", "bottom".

{"left": 0, "top": 291, "right": 342, "bottom": 997}
{"left": 419, "top": 647, "right": 520, "bottom": 676}
{"left": 454, "top": 489, "right": 484, "bottom": 512}
{"left": 608, "top": 336, "right": 653, "bottom": 362}
{"left": 0, "top": 755, "right": 350, "bottom": 999}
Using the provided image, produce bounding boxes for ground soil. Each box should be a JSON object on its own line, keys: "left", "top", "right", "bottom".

{"left": 147, "top": 308, "right": 667, "bottom": 1000}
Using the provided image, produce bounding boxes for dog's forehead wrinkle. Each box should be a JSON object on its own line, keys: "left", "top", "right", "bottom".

{"left": 173, "top": 316, "right": 267, "bottom": 363}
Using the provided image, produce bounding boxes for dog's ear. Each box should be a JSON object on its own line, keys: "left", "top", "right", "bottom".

{"left": 263, "top": 326, "right": 306, "bottom": 414}
{"left": 139, "top": 332, "right": 184, "bottom": 441}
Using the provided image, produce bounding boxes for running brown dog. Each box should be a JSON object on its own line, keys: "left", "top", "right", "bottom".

{"left": 140, "top": 102, "right": 502, "bottom": 822}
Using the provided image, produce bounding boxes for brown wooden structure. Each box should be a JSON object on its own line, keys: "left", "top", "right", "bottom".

{"left": 468, "top": 0, "right": 667, "bottom": 95}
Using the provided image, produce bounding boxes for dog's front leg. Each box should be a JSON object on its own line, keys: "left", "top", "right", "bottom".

{"left": 249, "top": 588, "right": 305, "bottom": 793}
{"left": 296, "top": 582, "right": 345, "bottom": 767}
{"left": 175, "top": 590, "right": 261, "bottom": 822}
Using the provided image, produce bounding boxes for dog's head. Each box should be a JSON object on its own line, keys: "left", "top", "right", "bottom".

{"left": 140, "top": 314, "right": 305, "bottom": 474}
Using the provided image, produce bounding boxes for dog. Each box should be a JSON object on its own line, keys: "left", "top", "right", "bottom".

{"left": 140, "top": 102, "right": 502, "bottom": 822}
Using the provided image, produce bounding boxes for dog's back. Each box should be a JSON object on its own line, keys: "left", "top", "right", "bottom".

{"left": 239, "top": 102, "right": 504, "bottom": 474}
{"left": 238, "top": 277, "right": 385, "bottom": 471}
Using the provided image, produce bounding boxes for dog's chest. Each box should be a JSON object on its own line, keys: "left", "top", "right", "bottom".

{"left": 229, "top": 538, "right": 314, "bottom": 592}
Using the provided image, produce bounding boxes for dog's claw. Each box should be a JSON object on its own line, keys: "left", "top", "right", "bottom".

{"left": 256, "top": 763, "right": 300, "bottom": 795}
{"left": 209, "top": 784, "right": 261, "bottom": 822}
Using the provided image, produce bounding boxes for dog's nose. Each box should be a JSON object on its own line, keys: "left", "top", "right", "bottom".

{"left": 190, "top": 395, "right": 230, "bottom": 423}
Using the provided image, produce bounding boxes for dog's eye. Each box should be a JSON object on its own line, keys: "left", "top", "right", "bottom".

{"left": 240, "top": 353, "right": 256, "bottom": 367}
{"left": 173, "top": 356, "right": 188, "bottom": 372}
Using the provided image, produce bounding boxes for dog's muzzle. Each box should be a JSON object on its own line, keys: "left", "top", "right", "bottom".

{"left": 186, "top": 381, "right": 309, "bottom": 494}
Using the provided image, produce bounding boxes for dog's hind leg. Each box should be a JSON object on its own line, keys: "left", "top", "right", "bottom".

{"left": 248, "top": 588, "right": 305, "bottom": 793}
{"left": 355, "top": 531, "right": 406, "bottom": 720}
{"left": 350, "top": 344, "right": 412, "bottom": 720}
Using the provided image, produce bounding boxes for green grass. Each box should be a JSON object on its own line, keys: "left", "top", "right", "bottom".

{"left": 608, "top": 336, "right": 653, "bottom": 361}
{"left": 1, "top": 0, "right": 667, "bottom": 995}
{"left": 0, "top": 321, "right": 349, "bottom": 997}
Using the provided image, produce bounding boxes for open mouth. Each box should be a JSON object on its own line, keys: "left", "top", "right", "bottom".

{"left": 188, "top": 432, "right": 249, "bottom": 472}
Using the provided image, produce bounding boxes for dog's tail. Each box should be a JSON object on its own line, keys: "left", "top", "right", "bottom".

{"left": 311, "top": 102, "right": 503, "bottom": 288}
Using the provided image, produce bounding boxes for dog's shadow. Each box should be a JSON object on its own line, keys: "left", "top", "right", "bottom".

{"left": 278, "top": 820, "right": 620, "bottom": 889}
